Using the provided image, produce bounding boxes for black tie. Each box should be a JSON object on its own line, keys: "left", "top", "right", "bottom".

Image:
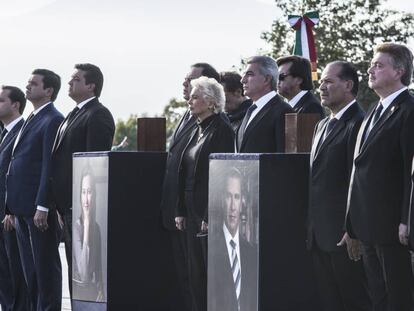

{"left": 67, "top": 106, "right": 80, "bottom": 123}
{"left": 325, "top": 118, "right": 338, "bottom": 139}
{"left": 237, "top": 104, "right": 257, "bottom": 148}
{"left": 19, "top": 113, "right": 34, "bottom": 135}
{"left": 57, "top": 107, "right": 80, "bottom": 143}
{"left": 0, "top": 128, "right": 8, "bottom": 143}
{"left": 362, "top": 102, "right": 383, "bottom": 146}
{"left": 316, "top": 118, "right": 337, "bottom": 153}
{"left": 371, "top": 103, "right": 383, "bottom": 126}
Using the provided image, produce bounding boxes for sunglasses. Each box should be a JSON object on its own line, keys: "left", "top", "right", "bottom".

{"left": 279, "top": 73, "right": 292, "bottom": 81}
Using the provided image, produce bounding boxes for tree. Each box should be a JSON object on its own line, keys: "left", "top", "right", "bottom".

{"left": 113, "top": 114, "right": 138, "bottom": 151}
{"left": 262, "top": 0, "right": 414, "bottom": 109}
{"left": 163, "top": 97, "right": 187, "bottom": 142}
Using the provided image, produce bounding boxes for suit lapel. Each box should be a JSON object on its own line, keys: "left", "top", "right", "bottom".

{"left": 313, "top": 102, "right": 359, "bottom": 162}
{"left": 357, "top": 92, "right": 406, "bottom": 156}
{"left": 170, "top": 113, "right": 196, "bottom": 150}
{"left": 54, "top": 105, "right": 87, "bottom": 152}
{"left": 317, "top": 119, "right": 344, "bottom": 155}
{"left": 0, "top": 119, "right": 24, "bottom": 152}
{"left": 239, "top": 100, "right": 273, "bottom": 151}
{"left": 293, "top": 91, "right": 309, "bottom": 113}
{"left": 14, "top": 104, "right": 52, "bottom": 152}
{"left": 310, "top": 118, "right": 328, "bottom": 163}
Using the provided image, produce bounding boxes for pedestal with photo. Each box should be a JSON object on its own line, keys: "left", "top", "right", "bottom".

{"left": 72, "top": 151, "right": 179, "bottom": 311}
{"left": 207, "top": 153, "right": 321, "bottom": 311}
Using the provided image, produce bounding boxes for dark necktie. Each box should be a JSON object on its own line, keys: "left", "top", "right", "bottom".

{"left": 230, "top": 239, "right": 241, "bottom": 308}
{"left": 362, "top": 102, "right": 383, "bottom": 145}
{"left": 57, "top": 107, "right": 80, "bottom": 143}
{"left": 13, "top": 113, "right": 34, "bottom": 149}
{"left": 324, "top": 118, "right": 338, "bottom": 139}
{"left": 316, "top": 118, "right": 337, "bottom": 154}
{"left": 371, "top": 103, "right": 383, "bottom": 126}
{"left": 0, "top": 128, "right": 8, "bottom": 144}
{"left": 237, "top": 104, "right": 257, "bottom": 149}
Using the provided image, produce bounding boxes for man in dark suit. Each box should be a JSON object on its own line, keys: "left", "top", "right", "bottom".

{"left": 308, "top": 61, "right": 371, "bottom": 311}
{"left": 276, "top": 55, "right": 325, "bottom": 118}
{"left": 220, "top": 71, "right": 252, "bottom": 132}
{"left": 208, "top": 168, "right": 257, "bottom": 311}
{"left": 48, "top": 63, "right": 115, "bottom": 296}
{"left": 160, "top": 63, "right": 220, "bottom": 310}
{"left": 6, "top": 69, "right": 64, "bottom": 311}
{"left": 237, "top": 55, "right": 292, "bottom": 153}
{"left": 0, "top": 86, "right": 29, "bottom": 311}
{"left": 346, "top": 43, "right": 414, "bottom": 310}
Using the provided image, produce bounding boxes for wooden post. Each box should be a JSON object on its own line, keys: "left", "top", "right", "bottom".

{"left": 285, "top": 113, "right": 321, "bottom": 153}
{"left": 137, "top": 117, "right": 166, "bottom": 152}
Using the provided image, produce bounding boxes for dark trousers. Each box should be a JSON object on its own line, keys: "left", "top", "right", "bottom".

{"left": 185, "top": 219, "right": 207, "bottom": 311}
{"left": 312, "top": 245, "right": 372, "bottom": 311}
{"left": 15, "top": 211, "right": 62, "bottom": 311}
{"left": 361, "top": 242, "right": 413, "bottom": 311}
{"left": 170, "top": 229, "right": 192, "bottom": 311}
{"left": 62, "top": 211, "right": 73, "bottom": 297}
{"left": 0, "top": 226, "right": 30, "bottom": 311}
{"left": 0, "top": 226, "right": 14, "bottom": 311}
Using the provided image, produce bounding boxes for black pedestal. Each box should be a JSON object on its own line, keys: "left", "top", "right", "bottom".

{"left": 72, "top": 151, "right": 179, "bottom": 310}
{"left": 207, "top": 153, "right": 321, "bottom": 311}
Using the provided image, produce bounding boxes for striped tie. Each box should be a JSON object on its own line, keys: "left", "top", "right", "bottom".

{"left": 230, "top": 239, "right": 241, "bottom": 309}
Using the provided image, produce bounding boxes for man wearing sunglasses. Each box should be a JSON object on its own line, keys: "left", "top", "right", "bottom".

{"left": 276, "top": 56, "right": 325, "bottom": 119}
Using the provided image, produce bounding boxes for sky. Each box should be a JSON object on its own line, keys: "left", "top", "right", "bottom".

{"left": 0, "top": 0, "right": 413, "bottom": 121}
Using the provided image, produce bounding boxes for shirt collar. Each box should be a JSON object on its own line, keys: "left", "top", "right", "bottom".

{"left": 253, "top": 90, "right": 277, "bottom": 110}
{"left": 288, "top": 90, "right": 308, "bottom": 108}
{"left": 77, "top": 96, "right": 96, "bottom": 110}
{"left": 332, "top": 99, "right": 356, "bottom": 120}
{"left": 4, "top": 116, "right": 23, "bottom": 132}
{"left": 32, "top": 101, "right": 52, "bottom": 115}
{"left": 223, "top": 223, "right": 240, "bottom": 246}
{"left": 380, "top": 87, "right": 407, "bottom": 111}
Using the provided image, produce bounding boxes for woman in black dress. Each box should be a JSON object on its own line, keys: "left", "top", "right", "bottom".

{"left": 175, "top": 76, "right": 234, "bottom": 311}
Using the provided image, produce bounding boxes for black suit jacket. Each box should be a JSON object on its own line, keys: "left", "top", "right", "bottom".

{"left": 49, "top": 98, "right": 115, "bottom": 214}
{"left": 236, "top": 94, "right": 292, "bottom": 153}
{"left": 346, "top": 90, "right": 414, "bottom": 244}
{"left": 160, "top": 110, "right": 197, "bottom": 230}
{"left": 0, "top": 119, "right": 23, "bottom": 221}
{"left": 308, "top": 102, "right": 364, "bottom": 252}
{"left": 293, "top": 91, "right": 325, "bottom": 119}
{"left": 178, "top": 114, "right": 234, "bottom": 224}
{"left": 408, "top": 158, "right": 414, "bottom": 249}
{"left": 208, "top": 230, "right": 257, "bottom": 311}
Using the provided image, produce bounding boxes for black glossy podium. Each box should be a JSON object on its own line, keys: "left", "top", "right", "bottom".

{"left": 71, "top": 151, "right": 178, "bottom": 311}
{"left": 207, "top": 153, "right": 320, "bottom": 311}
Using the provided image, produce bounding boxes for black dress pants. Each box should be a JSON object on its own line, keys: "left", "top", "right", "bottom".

{"left": 312, "top": 244, "right": 372, "bottom": 311}
{"left": 361, "top": 242, "right": 413, "bottom": 311}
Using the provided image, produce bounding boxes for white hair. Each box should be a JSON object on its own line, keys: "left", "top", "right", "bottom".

{"left": 190, "top": 76, "right": 225, "bottom": 114}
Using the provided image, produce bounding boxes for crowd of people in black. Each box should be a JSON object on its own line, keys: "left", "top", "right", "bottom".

{"left": 161, "top": 42, "right": 414, "bottom": 311}
{"left": 0, "top": 42, "right": 413, "bottom": 311}
{"left": 0, "top": 63, "right": 115, "bottom": 311}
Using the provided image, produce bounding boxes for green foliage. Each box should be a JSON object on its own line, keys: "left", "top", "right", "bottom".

{"left": 113, "top": 114, "right": 138, "bottom": 151}
{"left": 262, "top": 0, "right": 414, "bottom": 109}
{"left": 162, "top": 97, "right": 188, "bottom": 141}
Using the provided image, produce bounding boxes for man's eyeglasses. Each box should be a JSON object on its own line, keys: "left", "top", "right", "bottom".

{"left": 279, "top": 73, "right": 292, "bottom": 81}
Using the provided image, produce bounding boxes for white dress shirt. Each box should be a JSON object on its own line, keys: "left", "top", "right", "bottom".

{"left": 246, "top": 90, "right": 277, "bottom": 128}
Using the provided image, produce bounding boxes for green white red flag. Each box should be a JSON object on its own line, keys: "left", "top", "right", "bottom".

{"left": 288, "top": 11, "right": 319, "bottom": 80}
